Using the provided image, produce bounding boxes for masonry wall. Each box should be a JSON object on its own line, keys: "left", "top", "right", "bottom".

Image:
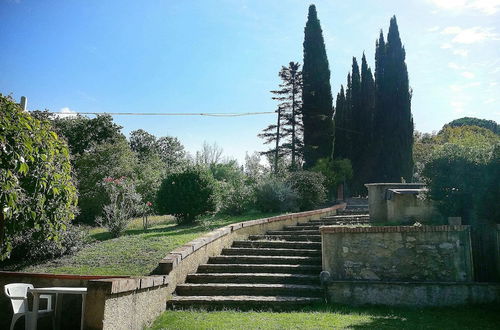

{"left": 321, "top": 225, "right": 473, "bottom": 282}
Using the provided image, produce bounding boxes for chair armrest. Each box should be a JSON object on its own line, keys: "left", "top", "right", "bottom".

{"left": 40, "top": 294, "right": 53, "bottom": 311}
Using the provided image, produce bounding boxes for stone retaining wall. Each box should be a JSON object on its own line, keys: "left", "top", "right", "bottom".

{"left": 326, "top": 281, "right": 500, "bottom": 306}
{"left": 321, "top": 225, "right": 473, "bottom": 282}
{"left": 155, "top": 204, "right": 346, "bottom": 299}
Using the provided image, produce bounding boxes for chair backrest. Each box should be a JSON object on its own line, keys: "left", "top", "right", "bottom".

{"left": 4, "top": 283, "right": 34, "bottom": 314}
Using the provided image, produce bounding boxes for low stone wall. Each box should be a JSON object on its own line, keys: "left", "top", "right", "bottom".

{"left": 2, "top": 204, "right": 346, "bottom": 330}
{"left": 326, "top": 281, "right": 500, "bottom": 306}
{"left": 321, "top": 225, "right": 473, "bottom": 282}
{"left": 156, "top": 204, "right": 346, "bottom": 299}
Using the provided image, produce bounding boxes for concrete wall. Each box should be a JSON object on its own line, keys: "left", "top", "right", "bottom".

{"left": 365, "top": 183, "right": 427, "bottom": 223}
{"left": 386, "top": 193, "right": 438, "bottom": 224}
{"left": 321, "top": 225, "right": 473, "bottom": 282}
{"left": 326, "top": 281, "right": 500, "bottom": 306}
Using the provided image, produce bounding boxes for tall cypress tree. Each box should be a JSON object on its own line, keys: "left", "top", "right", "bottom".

{"left": 333, "top": 85, "right": 346, "bottom": 159}
{"left": 302, "top": 4, "right": 334, "bottom": 169}
{"left": 373, "top": 16, "right": 413, "bottom": 182}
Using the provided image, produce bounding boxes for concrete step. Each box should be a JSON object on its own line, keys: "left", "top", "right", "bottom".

{"left": 248, "top": 235, "right": 321, "bottom": 242}
{"left": 176, "top": 283, "right": 323, "bottom": 297}
{"left": 185, "top": 273, "right": 320, "bottom": 285}
{"left": 208, "top": 255, "right": 321, "bottom": 265}
{"left": 167, "top": 295, "right": 323, "bottom": 310}
{"left": 221, "top": 247, "right": 321, "bottom": 257}
{"left": 266, "top": 230, "right": 320, "bottom": 235}
{"left": 232, "top": 240, "right": 321, "bottom": 250}
{"left": 197, "top": 263, "right": 322, "bottom": 274}
{"left": 312, "top": 214, "right": 369, "bottom": 221}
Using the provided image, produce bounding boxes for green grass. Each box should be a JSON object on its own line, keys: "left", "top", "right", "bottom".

{"left": 20, "top": 212, "right": 279, "bottom": 276}
{"left": 149, "top": 304, "right": 500, "bottom": 330}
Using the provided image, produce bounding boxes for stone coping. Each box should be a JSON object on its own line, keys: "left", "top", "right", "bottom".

{"left": 0, "top": 270, "right": 128, "bottom": 280}
{"left": 327, "top": 280, "right": 499, "bottom": 286}
{"left": 89, "top": 275, "right": 169, "bottom": 294}
{"left": 158, "top": 203, "right": 346, "bottom": 275}
{"left": 364, "top": 183, "right": 425, "bottom": 186}
{"left": 320, "top": 225, "right": 470, "bottom": 234}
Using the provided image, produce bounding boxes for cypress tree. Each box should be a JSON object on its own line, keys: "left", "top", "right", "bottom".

{"left": 373, "top": 16, "right": 413, "bottom": 182}
{"left": 333, "top": 85, "right": 346, "bottom": 159}
{"left": 302, "top": 4, "right": 334, "bottom": 169}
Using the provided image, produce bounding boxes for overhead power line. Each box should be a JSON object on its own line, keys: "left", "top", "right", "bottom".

{"left": 30, "top": 111, "right": 276, "bottom": 117}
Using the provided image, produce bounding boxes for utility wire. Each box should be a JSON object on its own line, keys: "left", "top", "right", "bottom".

{"left": 30, "top": 111, "right": 276, "bottom": 117}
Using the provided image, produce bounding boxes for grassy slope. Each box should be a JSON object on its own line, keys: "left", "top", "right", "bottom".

{"left": 21, "top": 212, "right": 279, "bottom": 276}
{"left": 149, "top": 304, "right": 500, "bottom": 330}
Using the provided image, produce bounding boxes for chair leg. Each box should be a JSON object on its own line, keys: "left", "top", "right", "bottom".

{"left": 10, "top": 314, "right": 22, "bottom": 330}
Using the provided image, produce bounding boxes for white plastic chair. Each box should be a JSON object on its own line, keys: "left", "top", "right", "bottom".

{"left": 4, "top": 283, "right": 54, "bottom": 330}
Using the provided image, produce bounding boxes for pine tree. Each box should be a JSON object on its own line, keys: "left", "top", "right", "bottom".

{"left": 302, "top": 4, "right": 334, "bottom": 169}
{"left": 373, "top": 16, "right": 413, "bottom": 182}
{"left": 259, "top": 62, "right": 304, "bottom": 173}
{"left": 279, "top": 62, "right": 304, "bottom": 170}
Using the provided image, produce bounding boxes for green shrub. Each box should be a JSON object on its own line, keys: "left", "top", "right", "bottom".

{"left": 0, "top": 95, "right": 78, "bottom": 260}
{"left": 96, "top": 177, "right": 141, "bottom": 237}
{"left": 156, "top": 168, "right": 217, "bottom": 223}
{"left": 423, "top": 143, "right": 498, "bottom": 224}
{"left": 10, "top": 225, "right": 91, "bottom": 262}
{"left": 312, "top": 158, "right": 353, "bottom": 196}
{"left": 254, "top": 178, "right": 298, "bottom": 213}
{"left": 287, "top": 171, "right": 327, "bottom": 211}
{"left": 216, "top": 179, "right": 255, "bottom": 215}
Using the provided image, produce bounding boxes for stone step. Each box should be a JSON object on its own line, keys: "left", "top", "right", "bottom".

{"left": 232, "top": 240, "right": 321, "bottom": 250}
{"left": 197, "top": 264, "right": 322, "bottom": 275}
{"left": 167, "top": 295, "right": 323, "bottom": 310}
{"left": 208, "top": 255, "right": 321, "bottom": 265}
{"left": 248, "top": 235, "right": 321, "bottom": 242}
{"left": 176, "top": 283, "right": 323, "bottom": 297}
{"left": 266, "top": 230, "right": 320, "bottom": 235}
{"left": 312, "top": 215, "right": 369, "bottom": 221}
{"left": 185, "top": 273, "right": 320, "bottom": 285}
{"left": 221, "top": 247, "right": 321, "bottom": 257}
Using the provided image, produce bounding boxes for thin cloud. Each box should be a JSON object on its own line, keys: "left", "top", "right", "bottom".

{"left": 441, "top": 26, "right": 498, "bottom": 44}
{"left": 452, "top": 49, "right": 469, "bottom": 56}
{"left": 428, "top": 0, "right": 500, "bottom": 15}
{"left": 461, "top": 71, "right": 475, "bottom": 78}
{"left": 427, "top": 26, "right": 441, "bottom": 32}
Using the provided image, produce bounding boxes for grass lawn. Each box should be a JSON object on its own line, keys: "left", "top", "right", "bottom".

{"left": 149, "top": 304, "right": 500, "bottom": 330}
{"left": 16, "top": 212, "right": 279, "bottom": 276}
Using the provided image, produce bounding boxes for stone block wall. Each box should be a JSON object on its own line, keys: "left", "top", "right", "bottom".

{"left": 321, "top": 225, "right": 473, "bottom": 282}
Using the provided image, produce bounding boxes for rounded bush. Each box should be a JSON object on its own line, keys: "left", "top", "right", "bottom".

{"left": 156, "top": 168, "right": 216, "bottom": 223}
{"left": 287, "top": 171, "right": 327, "bottom": 211}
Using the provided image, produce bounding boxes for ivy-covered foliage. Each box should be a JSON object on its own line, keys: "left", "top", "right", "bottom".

{"left": 156, "top": 168, "right": 216, "bottom": 223}
{"left": 0, "top": 95, "right": 78, "bottom": 260}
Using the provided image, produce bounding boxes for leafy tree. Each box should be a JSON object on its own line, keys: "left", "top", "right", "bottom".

{"left": 75, "top": 139, "right": 138, "bottom": 223}
{"left": 445, "top": 117, "right": 498, "bottom": 135}
{"left": 156, "top": 168, "right": 216, "bottom": 223}
{"left": 0, "top": 95, "right": 78, "bottom": 259}
{"left": 130, "top": 129, "right": 157, "bottom": 160}
{"left": 302, "top": 4, "right": 334, "bottom": 169}
{"left": 130, "top": 129, "right": 186, "bottom": 170}
{"left": 333, "top": 85, "right": 347, "bottom": 159}
{"left": 312, "top": 157, "right": 353, "bottom": 197}
{"left": 52, "top": 114, "right": 124, "bottom": 155}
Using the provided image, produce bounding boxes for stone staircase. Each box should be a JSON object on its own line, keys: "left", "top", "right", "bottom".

{"left": 167, "top": 210, "right": 370, "bottom": 310}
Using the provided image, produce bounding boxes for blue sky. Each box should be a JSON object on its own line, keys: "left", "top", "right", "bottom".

{"left": 1, "top": 0, "right": 499, "bottom": 163}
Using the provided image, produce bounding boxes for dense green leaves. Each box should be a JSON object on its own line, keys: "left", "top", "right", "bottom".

{"left": 0, "top": 95, "right": 77, "bottom": 260}
{"left": 156, "top": 168, "right": 217, "bottom": 223}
